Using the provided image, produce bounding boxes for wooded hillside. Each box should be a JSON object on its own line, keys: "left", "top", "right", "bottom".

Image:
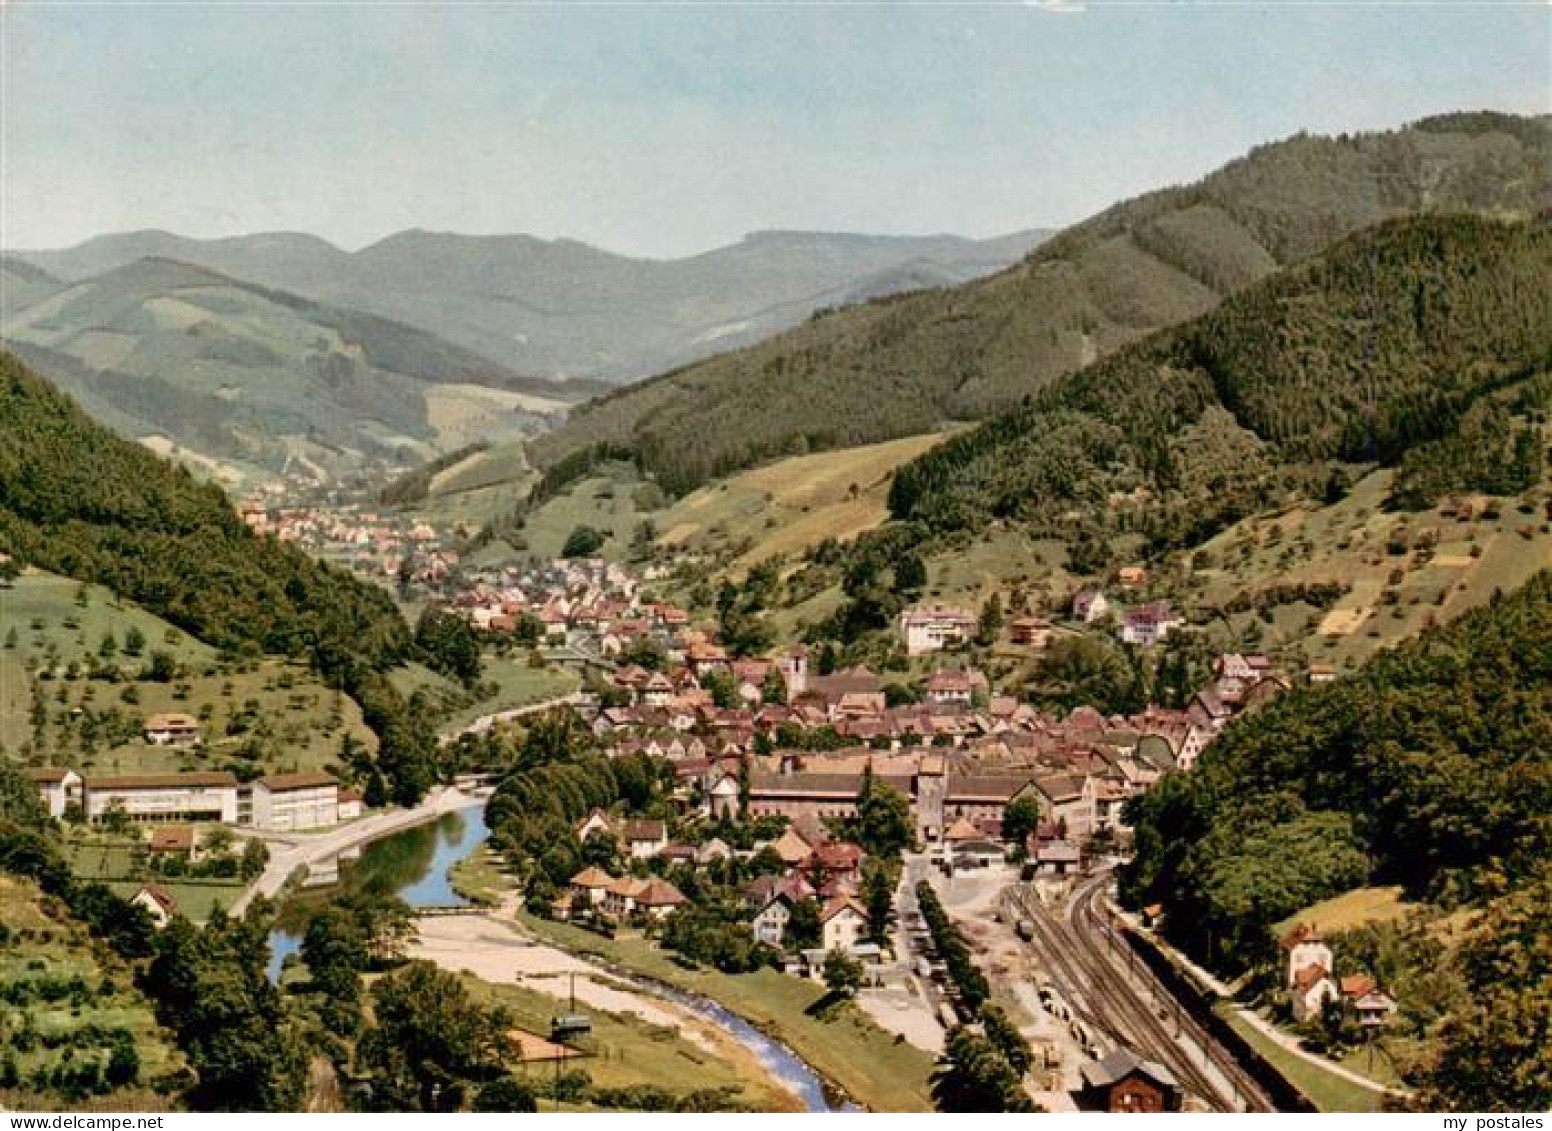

{"left": 532, "top": 113, "right": 1552, "bottom": 495}
{"left": 888, "top": 214, "right": 1552, "bottom": 558}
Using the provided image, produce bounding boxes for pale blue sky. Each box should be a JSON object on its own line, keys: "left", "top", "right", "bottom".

{"left": 3, "top": 2, "right": 1548, "bottom": 257}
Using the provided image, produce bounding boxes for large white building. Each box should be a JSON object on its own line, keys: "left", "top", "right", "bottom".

{"left": 897, "top": 605, "right": 976, "bottom": 656}
{"left": 250, "top": 772, "right": 341, "bottom": 832}
{"left": 83, "top": 772, "right": 239, "bottom": 824}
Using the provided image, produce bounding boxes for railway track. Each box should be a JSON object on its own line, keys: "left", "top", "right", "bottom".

{"left": 1067, "top": 876, "right": 1274, "bottom": 1112}
{"left": 1007, "top": 876, "right": 1273, "bottom": 1112}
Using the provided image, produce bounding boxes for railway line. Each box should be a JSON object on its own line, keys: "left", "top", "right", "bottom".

{"left": 1005, "top": 874, "right": 1274, "bottom": 1112}
{"left": 1068, "top": 875, "right": 1274, "bottom": 1112}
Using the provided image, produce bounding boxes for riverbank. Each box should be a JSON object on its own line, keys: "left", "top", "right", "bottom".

{"left": 233, "top": 784, "right": 485, "bottom": 915}
{"left": 409, "top": 901, "right": 804, "bottom": 1112}
{"left": 512, "top": 911, "right": 937, "bottom": 1112}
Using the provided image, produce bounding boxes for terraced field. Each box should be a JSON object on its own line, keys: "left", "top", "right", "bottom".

{"left": 0, "top": 875, "right": 182, "bottom": 1111}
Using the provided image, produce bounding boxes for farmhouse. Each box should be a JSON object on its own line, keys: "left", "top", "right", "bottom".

{"left": 1071, "top": 587, "right": 1110, "bottom": 624}
{"left": 633, "top": 878, "right": 688, "bottom": 921}
{"left": 130, "top": 884, "right": 179, "bottom": 929}
{"left": 1007, "top": 615, "right": 1052, "bottom": 647}
{"left": 147, "top": 825, "right": 196, "bottom": 859}
{"left": 924, "top": 669, "right": 984, "bottom": 708}
{"left": 1119, "top": 602, "right": 1183, "bottom": 646}
{"left": 568, "top": 865, "right": 615, "bottom": 908}
{"left": 818, "top": 895, "right": 868, "bottom": 953}
{"left": 620, "top": 818, "right": 669, "bottom": 859}
{"left": 142, "top": 712, "right": 202, "bottom": 746}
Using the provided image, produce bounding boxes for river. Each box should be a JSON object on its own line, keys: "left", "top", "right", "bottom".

{"left": 263, "top": 804, "right": 847, "bottom": 1112}
{"left": 265, "top": 804, "right": 488, "bottom": 981}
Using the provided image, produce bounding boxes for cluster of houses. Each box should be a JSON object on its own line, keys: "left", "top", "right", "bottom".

{"left": 1281, "top": 925, "right": 1398, "bottom": 1027}
{"left": 239, "top": 491, "right": 461, "bottom": 589}
{"left": 448, "top": 557, "right": 650, "bottom": 644}
{"left": 894, "top": 576, "right": 1190, "bottom": 658}
{"left": 24, "top": 766, "right": 362, "bottom": 832}
{"left": 581, "top": 646, "right": 1294, "bottom": 856}
{"left": 559, "top": 808, "right": 878, "bottom": 978}
{"left": 1071, "top": 587, "right": 1188, "bottom": 647}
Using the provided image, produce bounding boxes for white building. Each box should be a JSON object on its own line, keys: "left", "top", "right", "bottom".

{"left": 1119, "top": 602, "right": 1184, "bottom": 646}
{"left": 337, "top": 787, "right": 363, "bottom": 822}
{"left": 819, "top": 896, "right": 868, "bottom": 953}
{"left": 1072, "top": 587, "right": 1110, "bottom": 624}
{"left": 130, "top": 884, "right": 178, "bottom": 929}
{"left": 142, "top": 713, "right": 202, "bottom": 747}
{"left": 84, "top": 772, "right": 239, "bottom": 824}
{"left": 751, "top": 895, "right": 794, "bottom": 947}
{"left": 897, "top": 605, "right": 976, "bottom": 656}
{"left": 250, "top": 772, "right": 341, "bottom": 832}
{"left": 25, "top": 767, "right": 82, "bottom": 818}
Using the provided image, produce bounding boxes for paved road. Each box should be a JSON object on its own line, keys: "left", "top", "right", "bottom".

{"left": 234, "top": 691, "right": 581, "bottom": 914}
{"left": 231, "top": 785, "right": 484, "bottom": 915}
{"left": 440, "top": 692, "right": 583, "bottom": 743}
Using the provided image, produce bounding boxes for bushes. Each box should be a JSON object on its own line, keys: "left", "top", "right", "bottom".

{"left": 659, "top": 904, "right": 778, "bottom": 974}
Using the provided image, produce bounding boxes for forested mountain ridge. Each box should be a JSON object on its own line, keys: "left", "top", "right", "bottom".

{"left": 887, "top": 213, "right": 1552, "bottom": 559}
{"left": 531, "top": 112, "right": 1552, "bottom": 495}
{"left": 0, "top": 348, "right": 408, "bottom": 666}
{"left": 1, "top": 256, "right": 582, "bottom": 484}
{"left": 1120, "top": 570, "right": 1552, "bottom": 1110}
{"left": 11, "top": 227, "right": 1052, "bottom": 386}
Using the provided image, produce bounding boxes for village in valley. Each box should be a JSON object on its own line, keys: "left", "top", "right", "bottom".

{"left": 11, "top": 531, "right": 1407, "bottom": 1114}
{"left": 4, "top": 6, "right": 1547, "bottom": 1116}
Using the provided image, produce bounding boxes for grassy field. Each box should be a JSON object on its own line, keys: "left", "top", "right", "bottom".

{"left": 106, "top": 879, "right": 244, "bottom": 922}
{"left": 408, "top": 440, "right": 538, "bottom": 533}
{"left": 1, "top": 570, "right": 215, "bottom": 668}
{"left": 516, "top": 912, "right": 937, "bottom": 1112}
{"left": 54, "top": 832, "right": 245, "bottom": 923}
{"left": 3, "top": 568, "right": 377, "bottom": 778}
{"left": 519, "top": 466, "right": 653, "bottom": 561}
{"left": 448, "top": 844, "right": 517, "bottom": 905}
{"left": 0, "top": 655, "right": 31, "bottom": 754}
{"left": 29, "top": 656, "right": 376, "bottom": 780}
{"left": 438, "top": 657, "right": 579, "bottom": 734}
{"left": 891, "top": 465, "right": 1552, "bottom": 677}
{"left": 658, "top": 432, "right": 953, "bottom": 571}
{"left": 0, "top": 875, "right": 181, "bottom": 1111}
{"left": 1189, "top": 468, "right": 1552, "bottom": 670}
{"left": 1213, "top": 1003, "right": 1390, "bottom": 1113}
{"left": 1275, "top": 886, "right": 1411, "bottom": 937}
{"left": 457, "top": 973, "right": 801, "bottom": 1112}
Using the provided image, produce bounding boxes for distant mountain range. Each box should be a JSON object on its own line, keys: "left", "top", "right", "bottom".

{"left": 530, "top": 111, "right": 1552, "bottom": 494}
{"left": 10, "top": 226, "right": 1053, "bottom": 385}
{"left": 0, "top": 256, "right": 576, "bottom": 484}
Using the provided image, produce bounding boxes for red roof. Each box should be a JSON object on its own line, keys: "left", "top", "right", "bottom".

{"left": 1339, "top": 974, "right": 1377, "bottom": 998}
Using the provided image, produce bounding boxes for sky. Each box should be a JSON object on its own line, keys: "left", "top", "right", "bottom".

{"left": 2, "top": 2, "right": 1548, "bottom": 259}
